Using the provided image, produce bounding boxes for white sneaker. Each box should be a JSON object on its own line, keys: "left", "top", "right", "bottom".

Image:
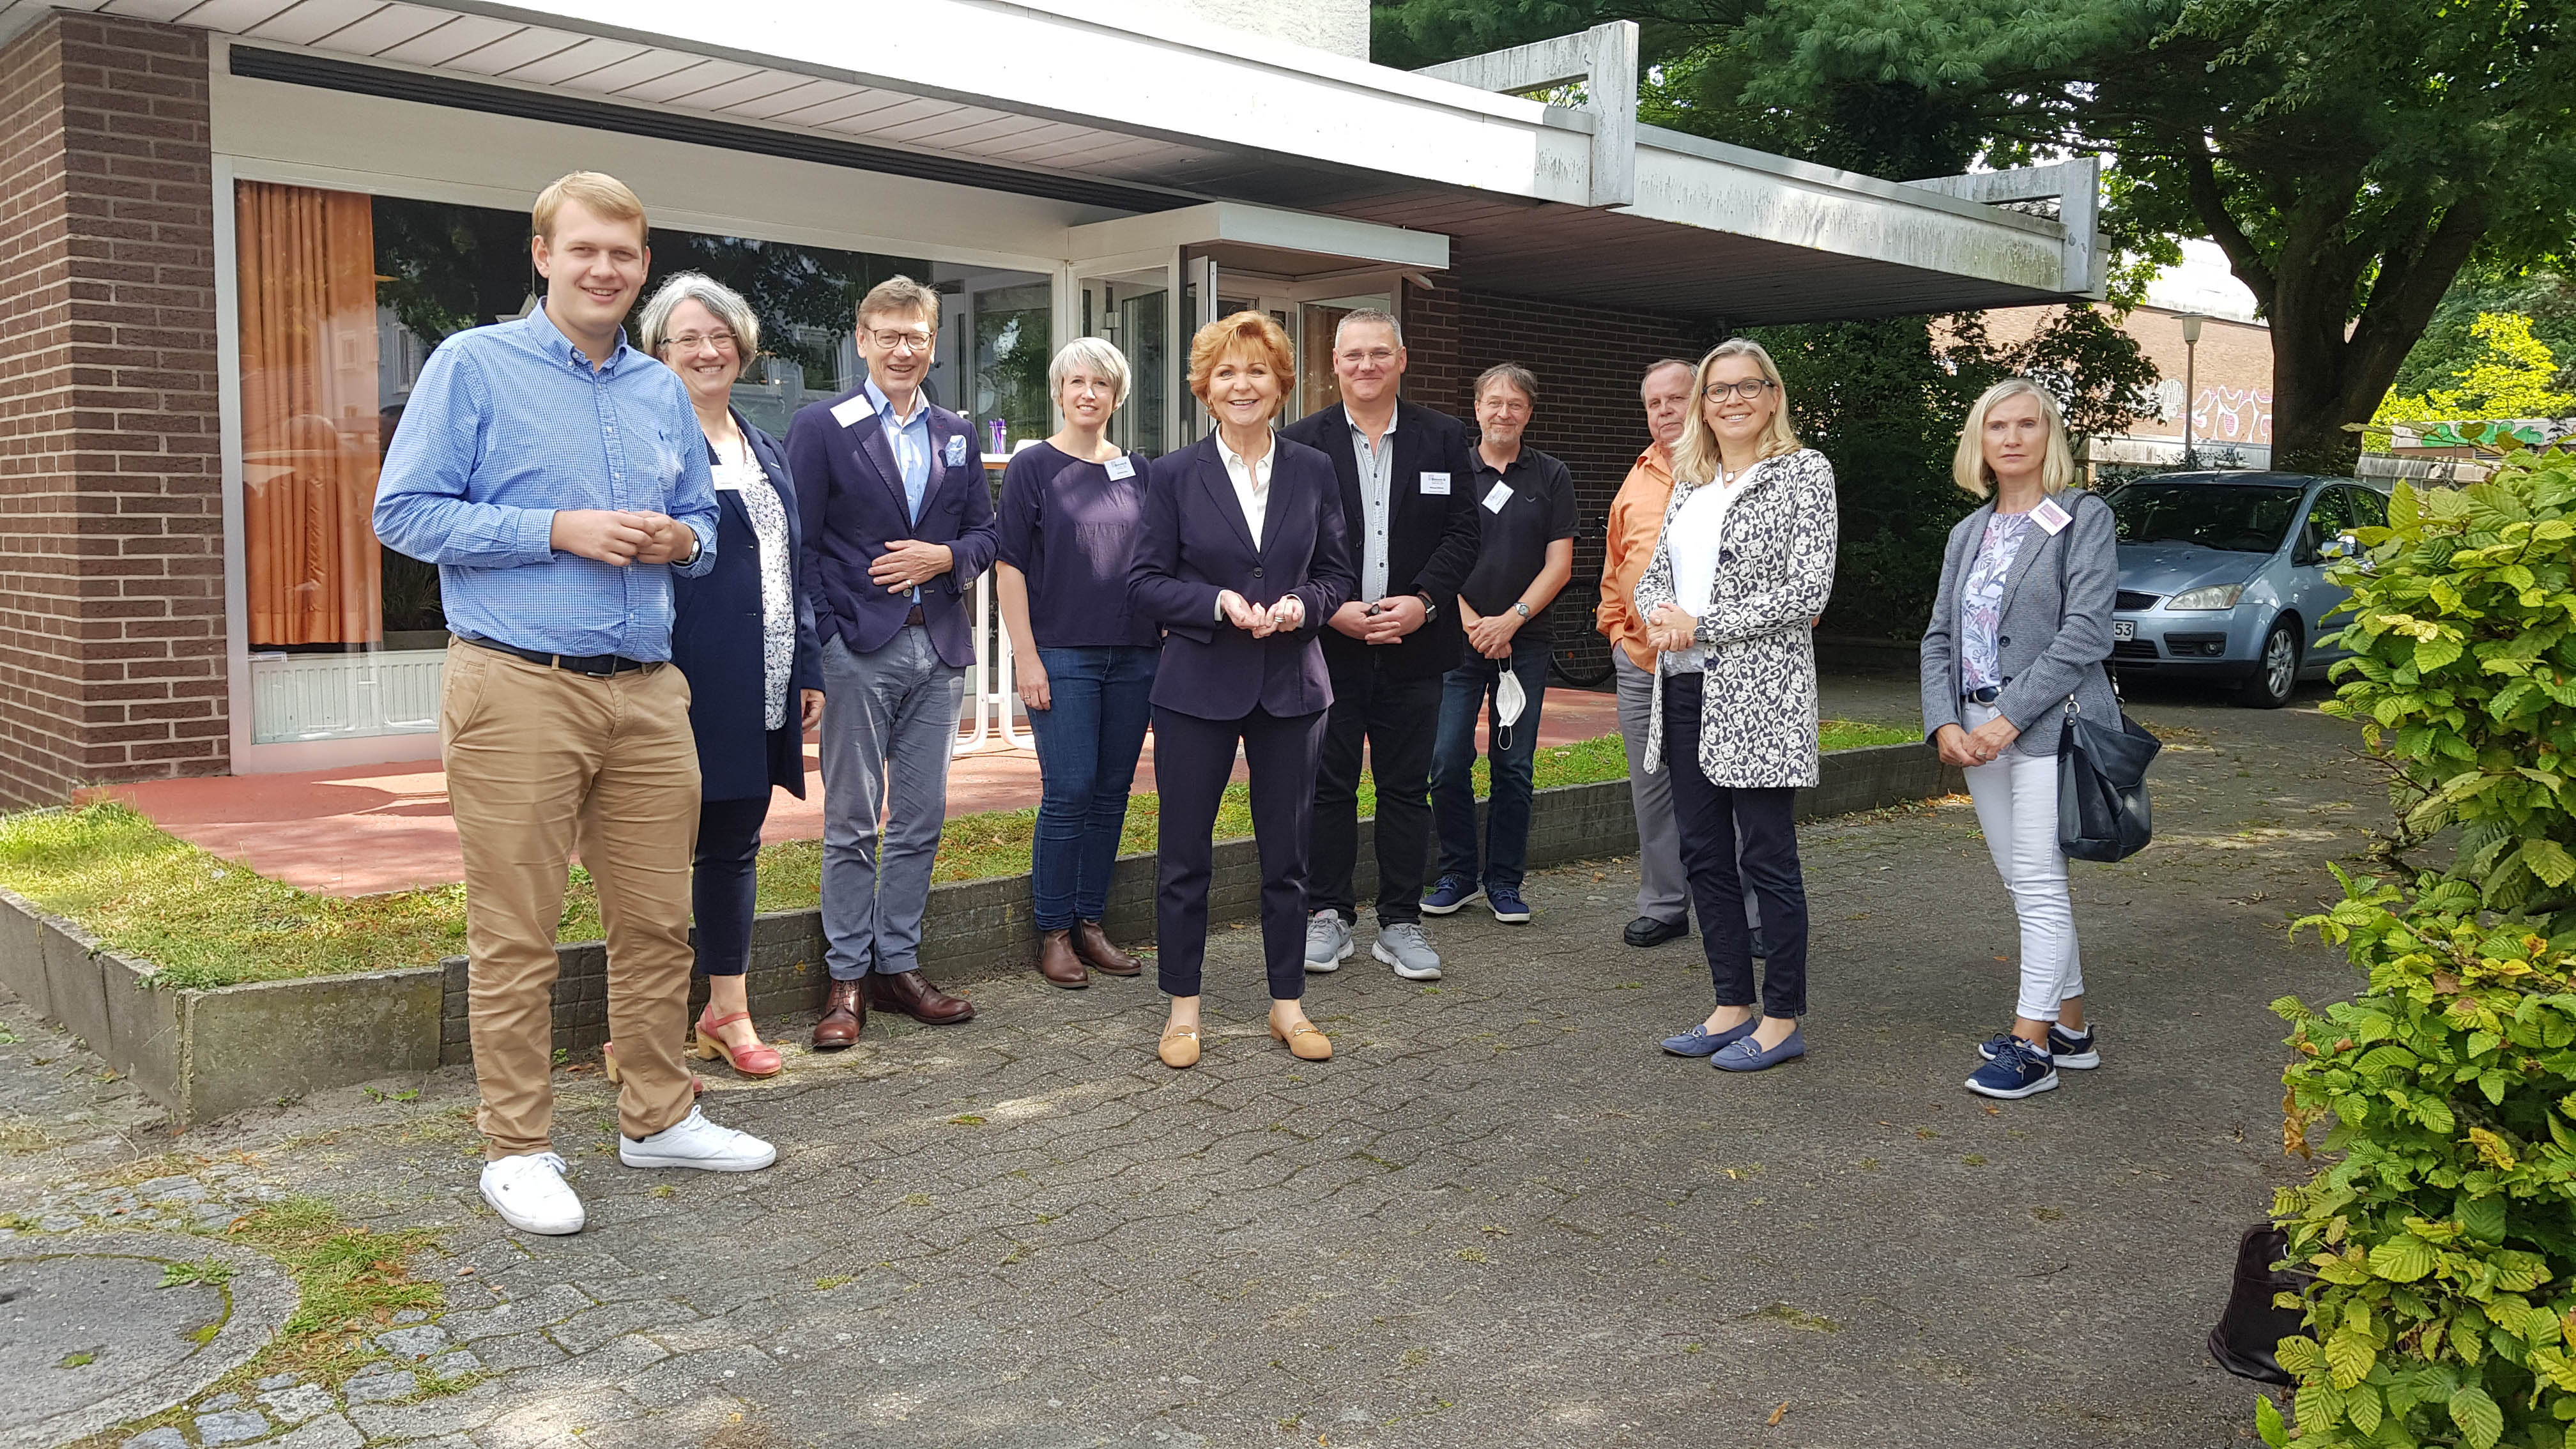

{"left": 480, "top": 1152, "right": 584, "bottom": 1235}
{"left": 618, "top": 1107, "right": 777, "bottom": 1172}
{"left": 1304, "top": 910, "right": 1353, "bottom": 974}
{"left": 1372, "top": 921, "right": 1443, "bottom": 981}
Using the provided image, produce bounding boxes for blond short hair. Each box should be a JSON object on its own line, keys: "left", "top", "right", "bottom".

{"left": 1953, "top": 378, "right": 2077, "bottom": 498}
{"left": 1186, "top": 310, "right": 1294, "bottom": 420}
{"left": 532, "top": 171, "right": 645, "bottom": 243}
{"left": 1048, "top": 337, "right": 1131, "bottom": 411}
{"left": 859, "top": 275, "right": 940, "bottom": 331}
{"left": 1672, "top": 339, "right": 1801, "bottom": 484}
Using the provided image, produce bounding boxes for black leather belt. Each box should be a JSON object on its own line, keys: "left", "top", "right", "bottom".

{"left": 904, "top": 605, "right": 926, "bottom": 626}
{"left": 466, "top": 637, "right": 654, "bottom": 678}
{"left": 1964, "top": 685, "right": 2002, "bottom": 705}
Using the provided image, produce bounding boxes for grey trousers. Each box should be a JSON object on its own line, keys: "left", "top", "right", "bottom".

{"left": 818, "top": 627, "right": 965, "bottom": 981}
{"left": 1616, "top": 650, "right": 1758, "bottom": 931}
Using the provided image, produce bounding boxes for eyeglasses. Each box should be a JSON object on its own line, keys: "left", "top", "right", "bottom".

{"left": 666, "top": 330, "right": 737, "bottom": 354}
{"left": 867, "top": 328, "right": 935, "bottom": 354}
{"left": 1337, "top": 348, "right": 1399, "bottom": 367}
{"left": 1703, "top": 379, "right": 1775, "bottom": 402}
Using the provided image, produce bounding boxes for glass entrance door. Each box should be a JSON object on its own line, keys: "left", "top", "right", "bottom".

{"left": 1078, "top": 268, "right": 1171, "bottom": 456}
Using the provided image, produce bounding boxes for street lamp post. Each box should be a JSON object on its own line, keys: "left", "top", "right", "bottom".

{"left": 2177, "top": 312, "right": 2206, "bottom": 468}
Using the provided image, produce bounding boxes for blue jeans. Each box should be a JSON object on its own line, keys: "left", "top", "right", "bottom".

{"left": 1027, "top": 645, "right": 1158, "bottom": 930}
{"left": 1429, "top": 633, "right": 1551, "bottom": 893}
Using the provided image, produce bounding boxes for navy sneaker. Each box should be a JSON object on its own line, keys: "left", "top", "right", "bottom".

{"left": 1660, "top": 1018, "right": 1757, "bottom": 1057}
{"left": 1966, "top": 1037, "right": 2058, "bottom": 1099}
{"left": 1487, "top": 885, "right": 1531, "bottom": 923}
{"left": 1980, "top": 1025, "right": 2099, "bottom": 1070}
{"left": 1421, "top": 876, "right": 1479, "bottom": 915}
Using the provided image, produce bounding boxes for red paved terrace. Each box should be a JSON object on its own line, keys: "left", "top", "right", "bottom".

{"left": 88, "top": 689, "right": 1621, "bottom": 898}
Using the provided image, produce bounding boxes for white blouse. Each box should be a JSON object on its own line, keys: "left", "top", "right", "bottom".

{"left": 1658, "top": 463, "right": 1756, "bottom": 675}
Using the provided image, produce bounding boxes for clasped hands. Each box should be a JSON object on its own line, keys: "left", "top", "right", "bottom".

{"left": 1643, "top": 601, "right": 1700, "bottom": 654}
{"left": 1329, "top": 595, "right": 1427, "bottom": 645}
{"left": 552, "top": 509, "right": 696, "bottom": 565}
{"left": 1218, "top": 590, "right": 1304, "bottom": 638}
{"left": 1935, "top": 715, "right": 2021, "bottom": 767}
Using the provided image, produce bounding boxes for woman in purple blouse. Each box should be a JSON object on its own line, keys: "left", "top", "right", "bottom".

{"left": 997, "top": 338, "right": 1161, "bottom": 990}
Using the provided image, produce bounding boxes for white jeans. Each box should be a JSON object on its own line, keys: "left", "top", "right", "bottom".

{"left": 1961, "top": 702, "right": 2083, "bottom": 1022}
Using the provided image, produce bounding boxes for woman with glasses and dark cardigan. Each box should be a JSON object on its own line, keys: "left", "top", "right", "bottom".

{"left": 1636, "top": 339, "right": 1837, "bottom": 1073}
{"left": 1920, "top": 377, "right": 2117, "bottom": 1101}
{"left": 996, "top": 337, "right": 1158, "bottom": 990}
{"left": 613, "top": 272, "right": 822, "bottom": 1082}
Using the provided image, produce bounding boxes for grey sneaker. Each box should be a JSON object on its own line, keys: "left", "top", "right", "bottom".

{"left": 1304, "top": 910, "right": 1353, "bottom": 973}
{"left": 1372, "top": 921, "right": 1443, "bottom": 981}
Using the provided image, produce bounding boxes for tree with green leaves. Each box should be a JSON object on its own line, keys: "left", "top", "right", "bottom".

{"left": 1374, "top": 0, "right": 2576, "bottom": 473}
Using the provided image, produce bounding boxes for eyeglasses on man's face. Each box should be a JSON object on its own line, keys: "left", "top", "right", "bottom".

{"left": 868, "top": 328, "right": 935, "bottom": 355}
{"left": 1337, "top": 347, "right": 1399, "bottom": 367}
{"left": 1703, "top": 379, "right": 1775, "bottom": 403}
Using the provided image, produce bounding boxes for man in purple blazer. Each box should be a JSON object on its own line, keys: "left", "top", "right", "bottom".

{"left": 786, "top": 277, "right": 998, "bottom": 1048}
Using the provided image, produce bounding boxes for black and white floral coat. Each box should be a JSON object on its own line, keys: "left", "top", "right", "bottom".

{"left": 1636, "top": 446, "right": 1838, "bottom": 788}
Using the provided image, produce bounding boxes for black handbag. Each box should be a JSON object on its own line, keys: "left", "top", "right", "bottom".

{"left": 2057, "top": 693, "right": 2159, "bottom": 861}
{"left": 2208, "top": 1224, "right": 2312, "bottom": 1384}
{"left": 2050, "top": 501, "right": 2159, "bottom": 862}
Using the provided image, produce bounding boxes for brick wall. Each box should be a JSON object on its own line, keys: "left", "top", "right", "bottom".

{"left": 1401, "top": 282, "right": 1723, "bottom": 671}
{"left": 0, "top": 15, "right": 223, "bottom": 808}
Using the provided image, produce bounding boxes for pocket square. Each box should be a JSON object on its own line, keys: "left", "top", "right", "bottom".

{"left": 944, "top": 435, "right": 968, "bottom": 468}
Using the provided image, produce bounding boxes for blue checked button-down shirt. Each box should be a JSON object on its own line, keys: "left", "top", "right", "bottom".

{"left": 867, "top": 376, "right": 932, "bottom": 601}
{"left": 372, "top": 309, "right": 717, "bottom": 661}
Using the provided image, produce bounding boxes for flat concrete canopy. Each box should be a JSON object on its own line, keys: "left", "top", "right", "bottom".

{"left": 0, "top": 0, "right": 2093, "bottom": 323}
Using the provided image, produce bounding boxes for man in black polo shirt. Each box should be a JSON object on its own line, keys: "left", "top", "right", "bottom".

{"left": 1423, "top": 363, "right": 1575, "bottom": 926}
{"left": 1282, "top": 309, "right": 1481, "bottom": 982}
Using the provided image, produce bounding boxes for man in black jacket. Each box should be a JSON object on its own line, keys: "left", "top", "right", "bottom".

{"left": 1280, "top": 309, "right": 1482, "bottom": 981}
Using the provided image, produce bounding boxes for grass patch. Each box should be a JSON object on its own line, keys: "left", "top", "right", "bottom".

{"left": 226, "top": 1197, "right": 442, "bottom": 1382}
{"left": 1, "top": 723, "right": 1916, "bottom": 989}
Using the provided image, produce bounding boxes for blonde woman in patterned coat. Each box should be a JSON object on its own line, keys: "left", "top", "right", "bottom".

{"left": 1635, "top": 339, "right": 1837, "bottom": 1073}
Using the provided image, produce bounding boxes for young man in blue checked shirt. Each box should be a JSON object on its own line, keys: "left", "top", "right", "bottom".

{"left": 375, "top": 172, "right": 776, "bottom": 1238}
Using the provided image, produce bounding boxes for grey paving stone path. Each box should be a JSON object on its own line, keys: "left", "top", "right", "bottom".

{"left": 0, "top": 671, "right": 2372, "bottom": 1447}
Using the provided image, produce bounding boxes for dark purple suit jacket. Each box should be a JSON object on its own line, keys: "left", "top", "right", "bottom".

{"left": 785, "top": 385, "right": 998, "bottom": 670}
{"left": 1128, "top": 432, "right": 1354, "bottom": 722}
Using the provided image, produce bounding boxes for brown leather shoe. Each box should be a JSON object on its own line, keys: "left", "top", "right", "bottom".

{"left": 868, "top": 969, "right": 976, "bottom": 1025}
{"left": 1037, "top": 928, "right": 1089, "bottom": 989}
{"left": 1071, "top": 919, "right": 1142, "bottom": 976}
{"left": 811, "top": 979, "right": 866, "bottom": 1050}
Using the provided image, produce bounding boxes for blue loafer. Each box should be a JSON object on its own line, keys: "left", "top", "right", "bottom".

{"left": 1660, "top": 1018, "right": 1758, "bottom": 1057}
{"left": 1712, "top": 1026, "right": 1805, "bottom": 1073}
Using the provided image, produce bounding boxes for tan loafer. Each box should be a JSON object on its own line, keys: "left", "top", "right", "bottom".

{"left": 1158, "top": 1027, "right": 1201, "bottom": 1070}
{"left": 1269, "top": 1019, "right": 1331, "bottom": 1061}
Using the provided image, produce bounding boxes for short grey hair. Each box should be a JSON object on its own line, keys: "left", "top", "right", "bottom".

{"left": 1047, "top": 336, "right": 1131, "bottom": 411}
{"left": 1334, "top": 308, "right": 1403, "bottom": 348}
{"left": 1641, "top": 357, "right": 1695, "bottom": 390}
{"left": 1476, "top": 362, "right": 1538, "bottom": 404}
{"left": 636, "top": 272, "right": 759, "bottom": 359}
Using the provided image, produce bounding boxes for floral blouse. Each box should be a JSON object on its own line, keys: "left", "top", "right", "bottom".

{"left": 1959, "top": 510, "right": 2036, "bottom": 693}
{"left": 714, "top": 433, "right": 795, "bottom": 731}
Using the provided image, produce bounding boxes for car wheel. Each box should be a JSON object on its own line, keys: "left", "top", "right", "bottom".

{"left": 2239, "top": 618, "right": 2300, "bottom": 709}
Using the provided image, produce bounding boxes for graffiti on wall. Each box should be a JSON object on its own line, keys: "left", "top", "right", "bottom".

{"left": 2152, "top": 378, "right": 2272, "bottom": 443}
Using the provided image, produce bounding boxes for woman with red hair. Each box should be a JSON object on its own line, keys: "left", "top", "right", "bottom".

{"left": 1126, "top": 312, "right": 1354, "bottom": 1069}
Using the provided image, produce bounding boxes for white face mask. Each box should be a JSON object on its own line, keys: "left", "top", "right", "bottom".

{"left": 1493, "top": 670, "right": 1527, "bottom": 752}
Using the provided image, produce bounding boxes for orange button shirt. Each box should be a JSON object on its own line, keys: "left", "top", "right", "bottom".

{"left": 1597, "top": 441, "right": 1676, "bottom": 670}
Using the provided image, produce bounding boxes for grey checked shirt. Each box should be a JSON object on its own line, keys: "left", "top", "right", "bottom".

{"left": 1349, "top": 415, "right": 1397, "bottom": 602}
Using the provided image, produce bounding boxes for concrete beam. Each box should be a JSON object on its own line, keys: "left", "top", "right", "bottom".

{"left": 1415, "top": 21, "right": 1637, "bottom": 208}
{"left": 1906, "top": 158, "right": 2104, "bottom": 297}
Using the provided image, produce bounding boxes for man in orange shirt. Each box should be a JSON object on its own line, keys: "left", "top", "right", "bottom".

{"left": 1600, "top": 359, "right": 1712, "bottom": 948}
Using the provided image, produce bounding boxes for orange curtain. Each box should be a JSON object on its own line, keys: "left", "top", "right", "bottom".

{"left": 236, "top": 181, "right": 382, "bottom": 647}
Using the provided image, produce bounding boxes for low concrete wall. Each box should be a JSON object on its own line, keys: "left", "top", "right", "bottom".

{"left": 1, "top": 742, "right": 1959, "bottom": 1119}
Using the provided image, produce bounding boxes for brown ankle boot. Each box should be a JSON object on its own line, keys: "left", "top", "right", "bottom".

{"left": 812, "top": 979, "right": 866, "bottom": 1050}
{"left": 1037, "top": 928, "right": 1089, "bottom": 989}
{"left": 868, "top": 969, "right": 975, "bottom": 1024}
{"left": 1071, "top": 919, "right": 1141, "bottom": 976}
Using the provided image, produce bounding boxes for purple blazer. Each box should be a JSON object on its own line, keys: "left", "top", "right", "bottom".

{"left": 1127, "top": 432, "right": 1354, "bottom": 722}
{"left": 785, "top": 385, "right": 999, "bottom": 670}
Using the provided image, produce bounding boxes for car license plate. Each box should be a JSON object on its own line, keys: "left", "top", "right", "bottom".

{"left": 2112, "top": 620, "right": 2136, "bottom": 641}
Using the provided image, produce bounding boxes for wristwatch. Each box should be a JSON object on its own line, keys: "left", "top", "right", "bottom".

{"left": 1513, "top": 601, "right": 1532, "bottom": 620}
{"left": 1417, "top": 592, "right": 1438, "bottom": 622}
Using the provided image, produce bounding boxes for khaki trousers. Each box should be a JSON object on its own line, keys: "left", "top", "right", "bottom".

{"left": 441, "top": 641, "right": 700, "bottom": 1158}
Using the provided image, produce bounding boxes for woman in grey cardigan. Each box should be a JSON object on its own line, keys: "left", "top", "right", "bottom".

{"left": 1919, "top": 378, "right": 2117, "bottom": 1101}
{"left": 1636, "top": 339, "right": 1837, "bottom": 1073}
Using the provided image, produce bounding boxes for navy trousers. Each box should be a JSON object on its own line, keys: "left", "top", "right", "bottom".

{"left": 1660, "top": 672, "right": 1810, "bottom": 1018}
{"left": 1151, "top": 704, "right": 1326, "bottom": 1000}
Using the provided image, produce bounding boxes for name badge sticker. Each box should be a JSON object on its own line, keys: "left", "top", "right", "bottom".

{"left": 712, "top": 476, "right": 744, "bottom": 492}
{"left": 1482, "top": 480, "right": 1514, "bottom": 514}
{"left": 2031, "top": 496, "right": 2073, "bottom": 535}
{"left": 1105, "top": 455, "right": 1137, "bottom": 480}
{"left": 1419, "top": 471, "right": 1452, "bottom": 496}
{"left": 829, "top": 394, "right": 875, "bottom": 428}
{"left": 944, "top": 435, "right": 969, "bottom": 468}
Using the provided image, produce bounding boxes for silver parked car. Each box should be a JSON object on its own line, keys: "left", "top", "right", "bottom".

{"left": 2097, "top": 471, "right": 2391, "bottom": 708}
